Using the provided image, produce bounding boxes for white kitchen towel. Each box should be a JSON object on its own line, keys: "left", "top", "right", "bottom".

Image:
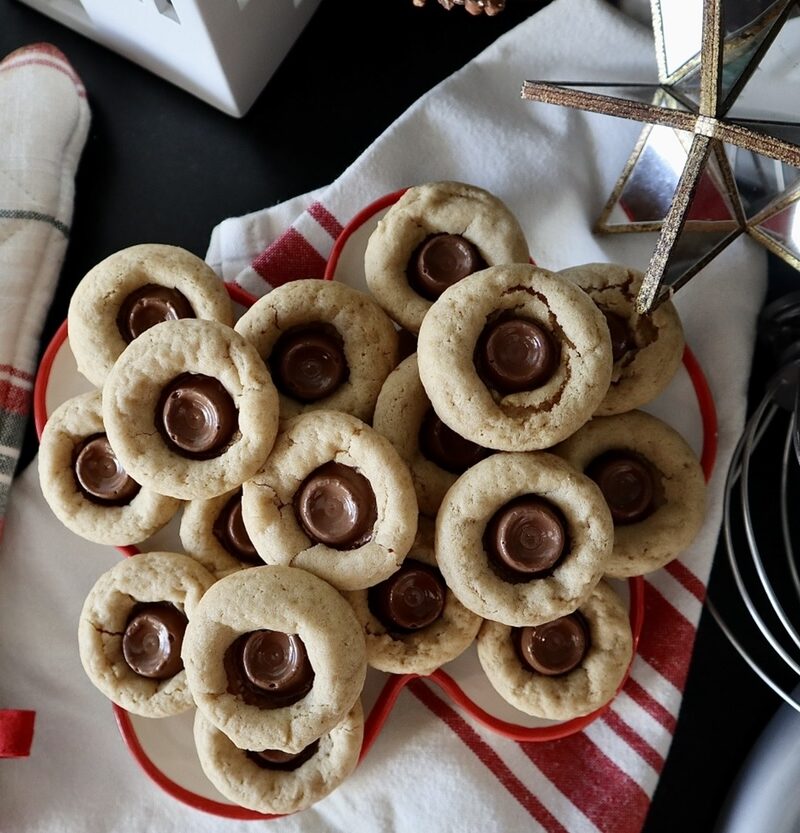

{"left": 0, "top": 1, "right": 768, "bottom": 832}
{"left": 0, "top": 42, "right": 89, "bottom": 760}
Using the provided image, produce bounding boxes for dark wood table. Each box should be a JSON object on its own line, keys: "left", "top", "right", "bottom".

{"left": 1, "top": 1, "right": 787, "bottom": 830}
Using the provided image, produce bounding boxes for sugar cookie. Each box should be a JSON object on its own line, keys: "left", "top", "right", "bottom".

{"left": 68, "top": 243, "right": 234, "bottom": 387}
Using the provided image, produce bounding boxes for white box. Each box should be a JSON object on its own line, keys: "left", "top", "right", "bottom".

{"left": 16, "top": 0, "right": 323, "bottom": 117}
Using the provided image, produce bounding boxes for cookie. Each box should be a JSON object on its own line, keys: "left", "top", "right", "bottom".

{"left": 68, "top": 243, "right": 235, "bottom": 387}
{"left": 77, "top": 551, "right": 216, "bottom": 717}
{"left": 364, "top": 181, "right": 530, "bottom": 334}
{"left": 241, "top": 410, "right": 418, "bottom": 591}
{"left": 38, "top": 390, "right": 181, "bottom": 546}
{"left": 558, "top": 263, "right": 685, "bottom": 415}
{"left": 435, "top": 451, "right": 613, "bottom": 626}
{"left": 193, "top": 701, "right": 363, "bottom": 815}
{"left": 343, "top": 516, "right": 482, "bottom": 675}
{"left": 476, "top": 579, "right": 633, "bottom": 721}
{"left": 234, "top": 279, "right": 399, "bottom": 423}
{"left": 181, "top": 565, "right": 367, "bottom": 754}
{"left": 102, "top": 318, "right": 279, "bottom": 501}
{"left": 179, "top": 488, "right": 262, "bottom": 578}
{"left": 554, "top": 409, "right": 706, "bottom": 577}
{"left": 417, "top": 264, "right": 613, "bottom": 451}
{"left": 372, "top": 353, "right": 493, "bottom": 517}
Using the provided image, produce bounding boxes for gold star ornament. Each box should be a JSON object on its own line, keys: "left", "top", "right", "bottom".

{"left": 521, "top": 0, "right": 800, "bottom": 312}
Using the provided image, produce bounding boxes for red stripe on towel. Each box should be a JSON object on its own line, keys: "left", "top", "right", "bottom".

{"left": 250, "top": 228, "right": 327, "bottom": 287}
{"left": 520, "top": 731, "right": 651, "bottom": 833}
{"left": 307, "top": 202, "right": 344, "bottom": 239}
{"left": 637, "top": 581, "right": 697, "bottom": 692}
{"left": 0, "top": 381, "right": 31, "bottom": 416}
{"left": 408, "top": 679, "right": 570, "bottom": 832}
{"left": 665, "top": 559, "right": 707, "bottom": 603}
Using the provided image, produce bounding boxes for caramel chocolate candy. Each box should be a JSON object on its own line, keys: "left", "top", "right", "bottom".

{"left": 212, "top": 491, "right": 260, "bottom": 565}
{"left": 247, "top": 739, "right": 320, "bottom": 772}
{"left": 368, "top": 559, "right": 447, "bottom": 634}
{"left": 514, "top": 613, "right": 589, "bottom": 676}
{"left": 293, "top": 461, "right": 377, "bottom": 550}
{"left": 116, "top": 284, "right": 195, "bottom": 343}
{"left": 156, "top": 373, "right": 238, "bottom": 460}
{"left": 73, "top": 433, "right": 140, "bottom": 506}
{"left": 586, "top": 451, "right": 655, "bottom": 525}
{"left": 418, "top": 407, "right": 489, "bottom": 474}
{"left": 270, "top": 323, "right": 349, "bottom": 403}
{"left": 122, "top": 602, "right": 188, "bottom": 680}
{"left": 484, "top": 496, "right": 567, "bottom": 580}
{"left": 474, "top": 316, "right": 559, "bottom": 395}
{"left": 600, "top": 308, "right": 634, "bottom": 363}
{"left": 407, "top": 233, "right": 486, "bottom": 301}
{"left": 224, "top": 630, "right": 315, "bottom": 709}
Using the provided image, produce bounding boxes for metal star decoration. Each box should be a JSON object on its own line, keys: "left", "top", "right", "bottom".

{"left": 521, "top": 0, "right": 800, "bottom": 312}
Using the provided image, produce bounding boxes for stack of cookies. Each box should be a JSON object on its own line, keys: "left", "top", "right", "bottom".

{"left": 37, "top": 180, "right": 707, "bottom": 816}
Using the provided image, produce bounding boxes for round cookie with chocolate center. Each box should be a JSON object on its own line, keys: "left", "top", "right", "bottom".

{"left": 181, "top": 565, "right": 367, "bottom": 753}
{"left": 102, "top": 318, "right": 279, "bottom": 501}
{"left": 417, "top": 264, "right": 613, "bottom": 451}
{"left": 242, "top": 410, "right": 418, "bottom": 591}
{"left": 68, "top": 243, "right": 235, "bottom": 387}
{"left": 343, "top": 516, "right": 482, "bottom": 675}
{"left": 476, "top": 579, "right": 633, "bottom": 720}
{"left": 235, "top": 279, "right": 399, "bottom": 423}
{"left": 38, "top": 391, "right": 180, "bottom": 546}
{"left": 554, "top": 409, "right": 706, "bottom": 577}
{"left": 77, "top": 551, "right": 216, "bottom": 717}
{"left": 364, "top": 181, "right": 530, "bottom": 334}
{"left": 372, "top": 353, "right": 492, "bottom": 517}
{"left": 435, "top": 451, "right": 613, "bottom": 626}
{"left": 193, "top": 701, "right": 364, "bottom": 815}
{"left": 558, "top": 263, "right": 685, "bottom": 416}
{"left": 180, "top": 488, "right": 262, "bottom": 578}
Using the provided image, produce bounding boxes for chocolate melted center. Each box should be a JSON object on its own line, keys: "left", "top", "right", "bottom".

{"left": 586, "top": 450, "right": 655, "bottom": 525}
{"left": 474, "top": 316, "right": 559, "bottom": 395}
{"left": 407, "top": 233, "right": 486, "bottom": 300}
{"left": 418, "top": 407, "right": 489, "bottom": 474}
{"left": 368, "top": 559, "right": 447, "bottom": 635}
{"left": 513, "top": 612, "right": 589, "bottom": 676}
{"left": 270, "top": 323, "right": 349, "bottom": 403}
{"left": 116, "top": 284, "right": 195, "bottom": 343}
{"left": 484, "top": 496, "right": 568, "bottom": 582}
{"left": 212, "top": 491, "right": 260, "bottom": 564}
{"left": 246, "top": 739, "right": 321, "bottom": 772}
{"left": 73, "top": 433, "right": 140, "bottom": 506}
{"left": 600, "top": 308, "right": 635, "bottom": 363}
{"left": 156, "top": 373, "right": 238, "bottom": 460}
{"left": 293, "top": 462, "right": 377, "bottom": 549}
{"left": 122, "top": 602, "right": 188, "bottom": 680}
{"left": 224, "top": 630, "right": 315, "bottom": 709}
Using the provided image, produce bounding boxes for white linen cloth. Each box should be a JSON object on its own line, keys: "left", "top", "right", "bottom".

{"left": 0, "top": 1, "right": 767, "bottom": 831}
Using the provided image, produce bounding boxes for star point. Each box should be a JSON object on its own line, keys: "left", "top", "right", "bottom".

{"left": 521, "top": 0, "right": 800, "bottom": 312}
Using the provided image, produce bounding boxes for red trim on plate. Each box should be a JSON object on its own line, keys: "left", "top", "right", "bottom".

{"left": 113, "top": 706, "right": 277, "bottom": 821}
{"left": 34, "top": 205, "right": 718, "bottom": 820}
{"left": 423, "top": 574, "right": 644, "bottom": 742}
{"left": 33, "top": 318, "right": 67, "bottom": 440}
{"left": 113, "top": 674, "right": 410, "bottom": 819}
{"left": 682, "top": 344, "right": 717, "bottom": 482}
{"left": 225, "top": 281, "right": 259, "bottom": 308}
{"left": 323, "top": 189, "right": 409, "bottom": 282}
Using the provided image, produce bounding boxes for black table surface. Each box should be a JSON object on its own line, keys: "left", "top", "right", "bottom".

{"left": 1, "top": 1, "right": 789, "bottom": 831}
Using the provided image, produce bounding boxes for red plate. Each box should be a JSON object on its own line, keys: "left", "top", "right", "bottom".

{"left": 33, "top": 193, "right": 716, "bottom": 818}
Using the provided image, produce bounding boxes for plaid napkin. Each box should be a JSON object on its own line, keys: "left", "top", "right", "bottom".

{"left": 0, "top": 42, "right": 89, "bottom": 759}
